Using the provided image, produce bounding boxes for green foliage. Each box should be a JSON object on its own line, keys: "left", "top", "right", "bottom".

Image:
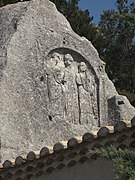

{"left": 50, "top": 0, "right": 98, "bottom": 43}
{"left": 90, "top": 146, "right": 135, "bottom": 180}
{"left": 95, "top": 0, "right": 135, "bottom": 96}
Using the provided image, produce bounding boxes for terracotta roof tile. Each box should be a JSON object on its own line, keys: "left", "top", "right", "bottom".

{"left": 0, "top": 119, "right": 135, "bottom": 179}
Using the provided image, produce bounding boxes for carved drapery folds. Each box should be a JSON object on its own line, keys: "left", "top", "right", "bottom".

{"left": 46, "top": 49, "right": 99, "bottom": 126}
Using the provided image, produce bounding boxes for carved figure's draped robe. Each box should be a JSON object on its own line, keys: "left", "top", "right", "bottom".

{"left": 76, "top": 71, "right": 94, "bottom": 125}
{"left": 63, "top": 68, "right": 79, "bottom": 124}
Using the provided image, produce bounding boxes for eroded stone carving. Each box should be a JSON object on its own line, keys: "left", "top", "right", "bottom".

{"left": 63, "top": 54, "right": 79, "bottom": 124}
{"left": 46, "top": 51, "right": 98, "bottom": 125}
{"left": 46, "top": 52, "right": 65, "bottom": 120}
{"left": 1, "top": 0, "right": 134, "bottom": 161}
{"left": 76, "top": 62, "right": 94, "bottom": 125}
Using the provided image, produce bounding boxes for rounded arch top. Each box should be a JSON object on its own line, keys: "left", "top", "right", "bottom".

{"left": 47, "top": 47, "right": 98, "bottom": 79}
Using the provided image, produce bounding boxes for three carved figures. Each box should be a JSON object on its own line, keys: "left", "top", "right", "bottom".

{"left": 45, "top": 52, "right": 98, "bottom": 126}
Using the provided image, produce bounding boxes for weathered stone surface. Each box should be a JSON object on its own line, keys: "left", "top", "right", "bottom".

{"left": 0, "top": 0, "right": 134, "bottom": 161}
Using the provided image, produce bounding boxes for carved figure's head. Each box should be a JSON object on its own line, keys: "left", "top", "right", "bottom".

{"left": 64, "top": 54, "right": 74, "bottom": 67}
{"left": 79, "top": 62, "right": 87, "bottom": 73}
{"left": 49, "top": 52, "right": 62, "bottom": 68}
{"left": 52, "top": 52, "right": 61, "bottom": 62}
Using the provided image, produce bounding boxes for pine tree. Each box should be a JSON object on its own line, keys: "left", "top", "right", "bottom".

{"left": 50, "top": 0, "right": 98, "bottom": 43}
{"left": 94, "top": 0, "right": 135, "bottom": 104}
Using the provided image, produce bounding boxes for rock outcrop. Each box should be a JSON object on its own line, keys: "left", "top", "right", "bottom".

{"left": 0, "top": 0, "right": 134, "bottom": 161}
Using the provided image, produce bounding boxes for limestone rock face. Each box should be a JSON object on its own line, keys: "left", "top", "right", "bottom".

{"left": 0, "top": 0, "right": 135, "bottom": 161}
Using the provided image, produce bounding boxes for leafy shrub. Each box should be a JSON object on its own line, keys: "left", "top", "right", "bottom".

{"left": 90, "top": 146, "right": 135, "bottom": 180}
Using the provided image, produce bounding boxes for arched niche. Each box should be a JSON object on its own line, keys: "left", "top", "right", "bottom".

{"left": 46, "top": 48, "right": 100, "bottom": 126}
{"left": 47, "top": 47, "right": 98, "bottom": 80}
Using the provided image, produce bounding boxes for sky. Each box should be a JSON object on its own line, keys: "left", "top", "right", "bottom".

{"left": 79, "top": 0, "right": 134, "bottom": 25}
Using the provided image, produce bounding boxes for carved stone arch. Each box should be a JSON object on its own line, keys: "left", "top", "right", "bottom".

{"left": 47, "top": 47, "right": 98, "bottom": 79}
{"left": 46, "top": 48, "right": 100, "bottom": 126}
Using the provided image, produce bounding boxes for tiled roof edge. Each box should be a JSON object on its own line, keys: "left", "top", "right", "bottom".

{"left": 1, "top": 117, "right": 135, "bottom": 169}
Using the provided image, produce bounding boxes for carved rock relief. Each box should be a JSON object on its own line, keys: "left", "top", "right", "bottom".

{"left": 45, "top": 49, "right": 99, "bottom": 126}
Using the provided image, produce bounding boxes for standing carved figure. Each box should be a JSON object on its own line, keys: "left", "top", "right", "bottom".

{"left": 63, "top": 54, "right": 79, "bottom": 123}
{"left": 76, "top": 62, "right": 94, "bottom": 125}
{"left": 48, "top": 52, "right": 65, "bottom": 71}
{"left": 46, "top": 52, "right": 65, "bottom": 120}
